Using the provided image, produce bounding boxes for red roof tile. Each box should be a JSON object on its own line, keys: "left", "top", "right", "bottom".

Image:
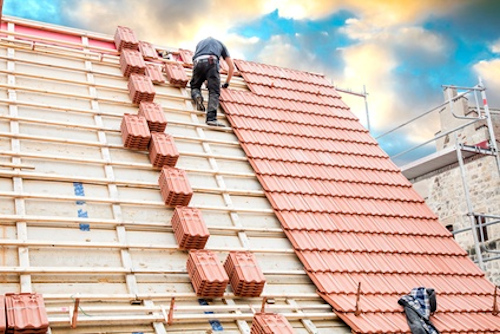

{"left": 138, "top": 41, "right": 159, "bottom": 60}
{"left": 114, "top": 26, "right": 139, "bottom": 51}
{"left": 127, "top": 73, "right": 156, "bottom": 105}
{"left": 172, "top": 206, "right": 209, "bottom": 249}
{"left": 145, "top": 64, "right": 166, "bottom": 84}
{"left": 178, "top": 48, "right": 194, "bottom": 66}
{"left": 164, "top": 63, "right": 189, "bottom": 87}
{"left": 224, "top": 251, "right": 266, "bottom": 297}
{"left": 158, "top": 166, "right": 193, "bottom": 206}
{"left": 187, "top": 250, "right": 229, "bottom": 297}
{"left": 5, "top": 293, "right": 49, "bottom": 332}
{"left": 149, "top": 132, "right": 179, "bottom": 168}
{"left": 119, "top": 48, "right": 146, "bottom": 78}
{"left": 138, "top": 101, "right": 167, "bottom": 132}
{"left": 120, "top": 114, "right": 151, "bottom": 150}
{"left": 251, "top": 313, "right": 294, "bottom": 334}
{"left": 221, "top": 59, "right": 499, "bottom": 334}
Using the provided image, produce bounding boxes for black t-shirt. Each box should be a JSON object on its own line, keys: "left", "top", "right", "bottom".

{"left": 193, "top": 37, "right": 230, "bottom": 60}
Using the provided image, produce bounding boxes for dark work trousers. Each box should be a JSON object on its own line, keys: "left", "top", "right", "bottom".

{"left": 190, "top": 59, "right": 220, "bottom": 122}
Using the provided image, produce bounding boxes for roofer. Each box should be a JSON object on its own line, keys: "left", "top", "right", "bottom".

{"left": 190, "top": 37, "right": 234, "bottom": 127}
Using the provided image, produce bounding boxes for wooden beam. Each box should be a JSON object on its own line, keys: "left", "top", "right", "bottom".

{"left": 0, "top": 150, "right": 255, "bottom": 177}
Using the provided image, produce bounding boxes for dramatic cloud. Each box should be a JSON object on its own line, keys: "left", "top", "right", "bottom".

{"left": 4, "top": 0, "right": 500, "bottom": 162}
{"left": 266, "top": 0, "right": 470, "bottom": 25}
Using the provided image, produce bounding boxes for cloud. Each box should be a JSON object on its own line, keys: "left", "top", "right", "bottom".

{"left": 263, "top": 0, "right": 470, "bottom": 26}
{"left": 339, "top": 19, "right": 450, "bottom": 131}
{"left": 491, "top": 39, "right": 500, "bottom": 54}
{"left": 4, "top": 0, "right": 63, "bottom": 24}
{"left": 473, "top": 59, "right": 500, "bottom": 106}
{"left": 253, "top": 35, "right": 318, "bottom": 71}
{"left": 57, "top": 0, "right": 268, "bottom": 49}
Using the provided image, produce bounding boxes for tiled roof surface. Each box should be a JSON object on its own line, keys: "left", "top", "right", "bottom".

{"left": 220, "top": 59, "right": 500, "bottom": 333}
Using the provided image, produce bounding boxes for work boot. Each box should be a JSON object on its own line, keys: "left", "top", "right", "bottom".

{"left": 206, "top": 119, "right": 226, "bottom": 127}
{"left": 194, "top": 96, "right": 205, "bottom": 111}
{"left": 205, "top": 110, "right": 225, "bottom": 127}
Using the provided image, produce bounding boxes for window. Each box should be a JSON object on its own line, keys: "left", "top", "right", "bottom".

{"left": 445, "top": 224, "right": 454, "bottom": 234}
{"left": 474, "top": 216, "right": 488, "bottom": 242}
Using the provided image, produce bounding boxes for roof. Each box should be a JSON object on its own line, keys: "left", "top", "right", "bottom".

{"left": 0, "top": 16, "right": 350, "bottom": 333}
{"left": 220, "top": 59, "right": 500, "bottom": 333}
{"left": 1, "top": 14, "right": 498, "bottom": 333}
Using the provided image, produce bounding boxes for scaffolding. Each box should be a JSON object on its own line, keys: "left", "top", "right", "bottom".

{"left": 377, "top": 79, "right": 500, "bottom": 271}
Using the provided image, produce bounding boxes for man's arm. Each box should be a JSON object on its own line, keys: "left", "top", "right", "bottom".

{"left": 223, "top": 57, "right": 234, "bottom": 87}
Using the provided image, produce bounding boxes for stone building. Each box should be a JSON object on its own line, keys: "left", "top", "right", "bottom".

{"left": 405, "top": 87, "right": 500, "bottom": 284}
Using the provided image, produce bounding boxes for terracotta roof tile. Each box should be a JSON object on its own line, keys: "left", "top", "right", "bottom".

{"left": 250, "top": 313, "right": 294, "bottom": 334}
{"left": 178, "top": 48, "right": 194, "bottom": 66}
{"left": 241, "top": 72, "right": 340, "bottom": 97}
{"left": 145, "top": 64, "right": 166, "bottom": 84}
{"left": 221, "top": 89, "right": 352, "bottom": 115}
{"left": 148, "top": 132, "right": 179, "bottom": 168}
{"left": 138, "top": 101, "right": 167, "bottom": 132}
{"left": 164, "top": 63, "right": 189, "bottom": 87}
{"left": 172, "top": 206, "right": 209, "bottom": 249}
{"left": 114, "top": 26, "right": 139, "bottom": 51}
{"left": 234, "top": 59, "right": 332, "bottom": 87}
{"left": 224, "top": 251, "right": 266, "bottom": 297}
{"left": 187, "top": 250, "right": 229, "bottom": 297}
{"left": 127, "top": 73, "right": 155, "bottom": 105}
{"left": 158, "top": 166, "right": 193, "bottom": 206}
{"left": 138, "top": 41, "right": 159, "bottom": 60}
{"left": 221, "top": 59, "right": 497, "bottom": 334}
{"left": 120, "top": 114, "right": 151, "bottom": 150}
{"left": 119, "top": 48, "right": 146, "bottom": 78}
{"left": 5, "top": 293, "right": 49, "bottom": 332}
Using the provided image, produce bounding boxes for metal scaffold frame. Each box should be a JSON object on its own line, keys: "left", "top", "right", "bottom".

{"left": 378, "top": 79, "right": 500, "bottom": 271}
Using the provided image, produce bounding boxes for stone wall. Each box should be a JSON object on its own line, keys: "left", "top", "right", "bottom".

{"left": 410, "top": 93, "right": 500, "bottom": 285}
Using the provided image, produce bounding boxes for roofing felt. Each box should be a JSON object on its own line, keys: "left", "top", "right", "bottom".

{"left": 220, "top": 59, "right": 500, "bottom": 333}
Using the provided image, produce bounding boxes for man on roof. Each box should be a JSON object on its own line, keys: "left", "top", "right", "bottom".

{"left": 190, "top": 37, "right": 234, "bottom": 127}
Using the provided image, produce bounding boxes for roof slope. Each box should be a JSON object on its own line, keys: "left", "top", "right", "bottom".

{"left": 220, "top": 59, "right": 500, "bottom": 333}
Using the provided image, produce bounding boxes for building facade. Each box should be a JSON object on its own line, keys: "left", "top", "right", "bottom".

{"left": 410, "top": 88, "right": 500, "bottom": 284}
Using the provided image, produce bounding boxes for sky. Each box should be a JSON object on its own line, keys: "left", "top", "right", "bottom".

{"left": 4, "top": 0, "right": 500, "bottom": 163}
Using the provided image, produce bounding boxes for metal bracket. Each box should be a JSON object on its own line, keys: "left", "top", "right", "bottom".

{"left": 71, "top": 297, "right": 80, "bottom": 328}
{"left": 355, "top": 282, "right": 362, "bottom": 316}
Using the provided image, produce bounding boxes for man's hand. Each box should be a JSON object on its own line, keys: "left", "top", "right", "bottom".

{"left": 222, "top": 82, "right": 229, "bottom": 88}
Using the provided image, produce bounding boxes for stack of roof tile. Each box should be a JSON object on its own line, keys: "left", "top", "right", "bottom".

{"left": 120, "top": 114, "right": 151, "bottom": 150}
{"left": 138, "top": 101, "right": 167, "bottom": 132}
{"left": 171, "top": 206, "right": 209, "bottom": 249}
{"left": 178, "top": 48, "right": 193, "bottom": 66}
{"left": 119, "top": 48, "right": 146, "bottom": 77}
{"left": 149, "top": 132, "right": 179, "bottom": 168}
{"left": 164, "top": 63, "right": 189, "bottom": 87}
{"left": 138, "top": 41, "right": 159, "bottom": 60}
{"left": 224, "top": 251, "right": 266, "bottom": 297}
{"left": 158, "top": 166, "right": 193, "bottom": 206}
{"left": 128, "top": 73, "right": 156, "bottom": 104}
{"left": 220, "top": 59, "right": 500, "bottom": 334}
{"left": 187, "top": 250, "right": 229, "bottom": 297}
{"left": 114, "top": 26, "right": 139, "bottom": 51}
{"left": 145, "top": 64, "right": 166, "bottom": 84}
{"left": 250, "top": 313, "right": 294, "bottom": 334}
{"left": 5, "top": 293, "right": 49, "bottom": 334}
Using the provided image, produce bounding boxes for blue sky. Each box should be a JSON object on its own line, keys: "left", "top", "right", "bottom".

{"left": 4, "top": 0, "right": 500, "bottom": 163}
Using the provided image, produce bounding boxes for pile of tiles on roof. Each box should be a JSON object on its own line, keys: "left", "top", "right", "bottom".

{"left": 115, "top": 27, "right": 269, "bottom": 307}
